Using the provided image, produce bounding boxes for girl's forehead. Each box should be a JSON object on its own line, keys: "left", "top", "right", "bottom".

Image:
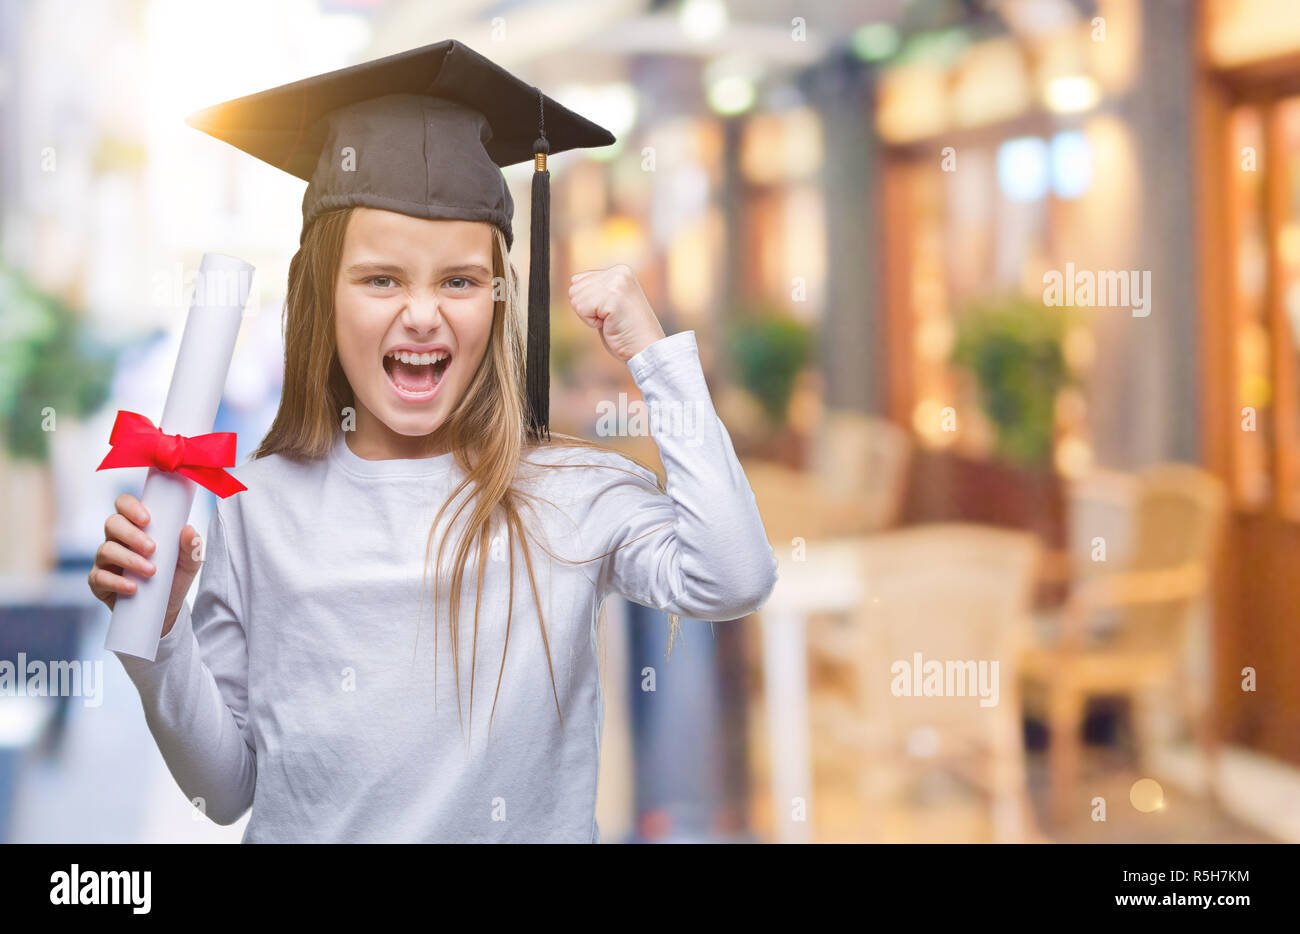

{"left": 344, "top": 211, "right": 494, "bottom": 257}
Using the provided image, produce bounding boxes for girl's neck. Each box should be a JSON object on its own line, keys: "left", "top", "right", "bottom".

{"left": 344, "top": 424, "right": 450, "bottom": 461}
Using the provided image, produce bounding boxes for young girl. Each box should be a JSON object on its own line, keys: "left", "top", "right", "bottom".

{"left": 88, "top": 42, "right": 778, "bottom": 843}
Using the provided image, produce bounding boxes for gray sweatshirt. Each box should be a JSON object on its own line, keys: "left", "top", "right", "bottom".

{"left": 114, "top": 330, "right": 778, "bottom": 842}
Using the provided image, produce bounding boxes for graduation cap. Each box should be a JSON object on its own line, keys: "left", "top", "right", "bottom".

{"left": 185, "top": 39, "right": 616, "bottom": 443}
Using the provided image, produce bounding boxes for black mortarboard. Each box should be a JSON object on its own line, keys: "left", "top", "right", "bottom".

{"left": 185, "top": 39, "right": 616, "bottom": 443}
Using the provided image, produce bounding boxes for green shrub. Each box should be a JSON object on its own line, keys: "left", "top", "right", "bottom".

{"left": 950, "top": 294, "right": 1073, "bottom": 467}
{"left": 726, "top": 306, "right": 815, "bottom": 426}
{"left": 0, "top": 267, "right": 117, "bottom": 461}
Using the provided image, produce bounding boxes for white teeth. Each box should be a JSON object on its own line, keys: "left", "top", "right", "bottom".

{"left": 386, "top": 350, "right": 448, "bottom": 365}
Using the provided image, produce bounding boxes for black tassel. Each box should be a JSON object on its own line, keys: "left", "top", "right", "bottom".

{"left": 526, "top": 133, "right": 551, "bottom": 444}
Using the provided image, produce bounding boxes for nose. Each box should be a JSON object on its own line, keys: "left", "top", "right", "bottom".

{"left": 400, "top": 288, "right": 443, "bottom": 333}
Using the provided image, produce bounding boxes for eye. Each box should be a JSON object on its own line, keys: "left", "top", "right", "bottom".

{"left": 445, "top": 276, "right": 473, "bottom": 290}
{"left": 366, "top": 275, "right": 397, "bottom": 289}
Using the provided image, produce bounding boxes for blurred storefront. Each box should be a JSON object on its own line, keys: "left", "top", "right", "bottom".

{"left": 868, "top": 0, "right": 1164, "bottom": 544}
{"left": 785, "top": 0, "right": 1298, "bottom": 838}
{"left": 1198, "top": 0, "right": 1300, "bottom": 770}
{"left": 841, "top": 0, "right": 1299, "bottom": 827}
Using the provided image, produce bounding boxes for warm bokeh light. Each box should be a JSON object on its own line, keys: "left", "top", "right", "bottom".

{"left": 1130, "top": 778, "right": 1166, "bottom": 813}
{"left": 1043, "top": 74, "right": 1101, "bottom": 114}
{"left": 678, "top": 0, "right": 727, "bottom": 42}
{"left": 706, "top": 71, "right": 757, "bottom": 116}
{"left": 951, "top": 37, "right": 1032, "bottom": 128}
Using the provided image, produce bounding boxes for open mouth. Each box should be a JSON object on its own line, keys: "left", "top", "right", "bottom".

{"left": 383, "top": 349, "right": 452, "bottom": 401}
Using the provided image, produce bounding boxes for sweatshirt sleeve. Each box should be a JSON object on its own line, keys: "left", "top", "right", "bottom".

{"left": 579, "top": 330, "right": 779, "bottom": 622}
{"left": 112, "top": 500, "right": 256, "bottom": 826}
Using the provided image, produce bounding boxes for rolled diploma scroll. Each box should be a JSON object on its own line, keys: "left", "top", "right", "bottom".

{"left": 105, "top": 253, "right": 254, "bottom": 661}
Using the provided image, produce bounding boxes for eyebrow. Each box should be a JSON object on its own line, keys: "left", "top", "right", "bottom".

{"left": 345, "top": 261, "right": 492, "bottom": 278}
{"left": 440, "top": 262, "right": 492, "bottom": 278}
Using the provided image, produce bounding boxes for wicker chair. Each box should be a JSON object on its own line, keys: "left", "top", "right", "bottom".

{"left": 1021, "top": 463, "right": 1226, "bottom": 825}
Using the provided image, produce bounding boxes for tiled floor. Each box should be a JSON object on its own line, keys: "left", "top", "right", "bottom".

{"left": 749, "top": 746, "right": 1280, "bottom": 843}
{"left": 1027, "top": 749, "right": 1275, "bottom": 844}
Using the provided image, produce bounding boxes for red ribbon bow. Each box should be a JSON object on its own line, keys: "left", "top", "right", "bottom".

{"left": 96, "top": 410, "right": 247, "bottom": 498}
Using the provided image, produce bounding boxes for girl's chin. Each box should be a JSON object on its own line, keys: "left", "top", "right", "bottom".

{"left": 377, "top": 400, "right": 445, "bottom": 431}
{"left": 374, "top": 418, "right": 449, "bottom": 452}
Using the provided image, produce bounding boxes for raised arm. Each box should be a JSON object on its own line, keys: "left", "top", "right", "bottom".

{"left": 584, "top": 330, "right": 779, "bottom": 621}
{"left": 563, "top": 265, "right": 777, "bottom": 622}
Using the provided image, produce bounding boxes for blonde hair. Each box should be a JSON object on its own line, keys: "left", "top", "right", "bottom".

{"left": 252, "top": 207, "right": 681, "bottom": 741}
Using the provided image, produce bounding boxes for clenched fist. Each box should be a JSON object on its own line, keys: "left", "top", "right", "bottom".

{"left": 567, "top": 264, "right": 666, "bottom": 363}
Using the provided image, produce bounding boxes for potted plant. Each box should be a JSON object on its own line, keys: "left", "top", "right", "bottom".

{"left": 936, "top": 293, "right": 1076, "bottom": 548}
{"left": 951, "top": 293, "right": 1073, "bottom": 467}
{"left": 723, "top": 303, "right": 816, "bottom": 467}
